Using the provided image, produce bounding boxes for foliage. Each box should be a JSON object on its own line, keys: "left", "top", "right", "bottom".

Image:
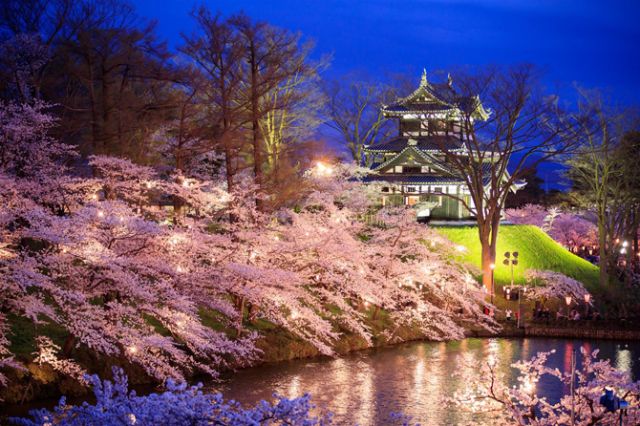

{"left": 505, "top": 204, "right": 599, "bottom": 250}
{"left": 13, "top": 367, "right": 332, "bottom": 426}
{"left": 436, "top": 225, "right": 599, "bottom": 291}
{"left": 565, "top": 90, "right": 640, "bottom": 286}
{"left": 0, "top": 102, "right": 495, "bottom": 394}
{"left": 524, "top": 270, "right": 591, "bottom": 303}
{"left": 448, "top": 348, "right": 640, "bottom": 425}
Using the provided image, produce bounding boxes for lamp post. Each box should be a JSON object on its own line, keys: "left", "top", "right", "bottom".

{"left": 504, "top": 251, "right": 520, "bottom": 327}
{"left": 565, "top": 295, "right": 573, "bottom": 319}
{"left": 584, "top": 293, "right": 591, "bottom": 318}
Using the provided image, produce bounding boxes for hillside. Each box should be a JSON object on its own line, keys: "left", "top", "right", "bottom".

{"left": 436, "top": 224, "right": 600, "bottom": 291}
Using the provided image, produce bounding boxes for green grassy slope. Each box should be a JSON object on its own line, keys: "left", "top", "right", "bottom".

{"left": 436, "top": 224, "right": 600, "bottom": 291}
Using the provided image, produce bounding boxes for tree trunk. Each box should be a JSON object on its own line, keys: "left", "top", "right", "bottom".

{"left": 236, "top": 296, "right": 245, "bottom": 337}
{"left": 248, "top": 41, "right": 264, "bottom": 211}
{"left": 478, "top": 216, "right": 499, "bottom": 293}
{"left": 598, "top": 220, "right": 609, "bottom": 287}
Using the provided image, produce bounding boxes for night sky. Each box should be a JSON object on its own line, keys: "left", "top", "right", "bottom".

{"left": 132, "top": 0, "right": 640, "bottom": 186}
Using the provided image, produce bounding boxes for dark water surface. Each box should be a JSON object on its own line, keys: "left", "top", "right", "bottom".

{"left": 212, "top": 338, "right": 640, "bottom": 425}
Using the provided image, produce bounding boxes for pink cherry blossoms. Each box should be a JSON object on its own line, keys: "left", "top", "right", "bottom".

{"left": 0, "top": 101, "right": 495, "bottom": 394}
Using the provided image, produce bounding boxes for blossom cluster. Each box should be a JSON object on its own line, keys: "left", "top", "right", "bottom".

{"left": 0, "top": 101, "right": 495, "bottom": 393}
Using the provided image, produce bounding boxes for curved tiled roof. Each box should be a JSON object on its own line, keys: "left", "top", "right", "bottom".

{"left": 365, "top": 136, "right": 464, "bottom": 153}
{"left": 363, "top": 174, "right": 465, "bottom": 185}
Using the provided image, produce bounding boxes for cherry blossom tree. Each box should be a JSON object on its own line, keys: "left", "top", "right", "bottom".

{"left": 524, "top": 270, "right": 591, "bottom": 304}
{"left": 14, "top": 367, "right": 333, "bottom": 426}
{"left": 449, "top": 348, "right": 640, "bottom": 425}
{"left": 1, "top": 98, "right": 497, "bottom": 398}
{"left": 506, "top": 205, "right": 598, "bottom": 250}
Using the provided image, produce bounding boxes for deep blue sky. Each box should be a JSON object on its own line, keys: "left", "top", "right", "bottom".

{"left": 134, "top": 0, "right": 640, "bottom": 103}
{"left": 133, "top": 0, "right": 639, "bottom": 187}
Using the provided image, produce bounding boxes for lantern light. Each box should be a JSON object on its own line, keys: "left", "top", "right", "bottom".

{"left": 565, "top": 296, "right": 572, "bottom": 306}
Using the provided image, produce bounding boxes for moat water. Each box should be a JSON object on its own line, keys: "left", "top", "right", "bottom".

{"left": 5, "top": 337, "right": 640, "bottom": 425}
{"left": 213, "top": 337, "right": 640, "bottom": 425}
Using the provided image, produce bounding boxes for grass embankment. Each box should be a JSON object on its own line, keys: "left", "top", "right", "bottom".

{"left": 436, "top": 224, "right": 600, "bottom": 291}
{"left": 434, "top": 224, "right": 640, "bottom": 321}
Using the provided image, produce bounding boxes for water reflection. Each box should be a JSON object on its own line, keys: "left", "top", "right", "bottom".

{"left": 214, "top": 338, "right": 640, "bottom": 425}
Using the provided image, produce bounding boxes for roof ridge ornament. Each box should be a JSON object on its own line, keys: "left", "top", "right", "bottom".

{"left": 420, "top": 68, "right": 428, "bottom": 86}
{"left": 447, "top": 73, "right": 453, "bottom": 87}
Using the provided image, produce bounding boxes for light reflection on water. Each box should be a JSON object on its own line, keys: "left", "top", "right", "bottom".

{"left": 213, "top": 338, "right": 640, "bottom": 425}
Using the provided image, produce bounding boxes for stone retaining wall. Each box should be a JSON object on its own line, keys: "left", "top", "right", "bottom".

{"left": 523, "top": 326, "right": 640, "bottom": 340}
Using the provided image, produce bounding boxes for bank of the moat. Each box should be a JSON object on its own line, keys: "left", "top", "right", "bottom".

{"left": 2, "top": 318, "right": 640, "bottom": 412}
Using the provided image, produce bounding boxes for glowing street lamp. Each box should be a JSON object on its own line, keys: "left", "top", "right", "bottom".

{"left": 504, "top": 251, "right": 521, "bottom": 327}
{"left": 584, "top": 293, "right": 592, "bottom": 317}
{"left": 565, "top": 295, "right": 572, "bottom": 318}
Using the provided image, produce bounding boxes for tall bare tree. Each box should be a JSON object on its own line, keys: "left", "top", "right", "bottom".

{"left": 181, "top": 7, "right": 247, "bottom": 193}
{"left": 432, "top": 65, "right": 583, "bottom": 291}
{"left": 567, "top": 94, "right": 640, "bottom": 287}
{"left": 1, "top": 0, "right": 181, "bottom": 162}
{"left": 323, "top": 73, "right": 394, "bottom": 165}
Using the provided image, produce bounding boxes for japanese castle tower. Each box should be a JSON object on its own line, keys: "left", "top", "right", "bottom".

{"left": 363, "top": 70, "right": 492, "bottom": 220}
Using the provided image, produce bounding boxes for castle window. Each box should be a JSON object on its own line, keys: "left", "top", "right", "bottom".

{"left": 401, "top": 121, "right": 421, "bottom": 134}
{"left": 403, "top": 166, "right": 421, "bottom": 174}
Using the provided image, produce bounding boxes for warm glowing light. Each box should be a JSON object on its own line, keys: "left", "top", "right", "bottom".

{"left": 127, "top": 346, "right": 138, "bottom": 354}
{"left": 565, "top": 296, "right": 572, "bottom": 306}
{"left": 290, "top": 309, "right": 299, "bottom": 319}
{"left": 622, "top": 240, "right": 628, "bottom": 248}
{"left": 455, "top": 245, "right": 466, "bottom": 252}
{"left": 430, "top": 241, "right": 436, "bottom": 248}
{"left": 584, "top": 294, "right": 591, "bottom": 304}
{"left": 176, "top": 265, "right": 184, "bottom": 273}
{"left": 620, "top": 248, "right": 627, "bottom": 254}
{"left": 314, "top": 161, "right": 334, "bottom": 177}
{"left": 97, "top": 210, "right": 104, "bottom": 218}
{"left": 490, "top": 263, "right": 495, "bottom": 270}
{"left": 91, "top": 194, "right": 98, "bottom": 201}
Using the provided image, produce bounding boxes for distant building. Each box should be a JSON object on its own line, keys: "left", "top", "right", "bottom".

{"left": 363, "top": 69, "right": 519, "bottom": 221}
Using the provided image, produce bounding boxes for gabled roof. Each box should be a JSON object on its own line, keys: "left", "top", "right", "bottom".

{"left": 371, "top": 145, "right": 460, "bottom": 181}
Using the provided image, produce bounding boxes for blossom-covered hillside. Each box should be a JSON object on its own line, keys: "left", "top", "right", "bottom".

{"left": 0, "top": 102, "right": 496, "bottom": 402}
